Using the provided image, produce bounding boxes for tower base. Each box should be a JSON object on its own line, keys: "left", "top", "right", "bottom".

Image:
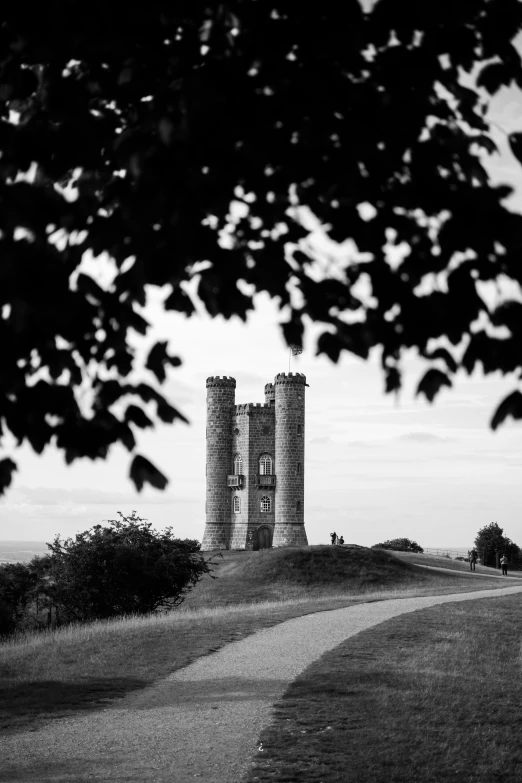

{"left": 201, "top": 524, "right": 229, "bottom": 551}
{"left": 272, "top": 524, "right": 308, "bottom": 548}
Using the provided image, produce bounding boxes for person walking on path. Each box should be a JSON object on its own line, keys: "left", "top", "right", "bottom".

{"left": 469, "top": 549, "right": 478, "bottom": 572}
{"left": 500, "top": 554, "right": 508, "bottom": 576}
{"left": 330, "top": 532, "right": 337, "bottom": 545}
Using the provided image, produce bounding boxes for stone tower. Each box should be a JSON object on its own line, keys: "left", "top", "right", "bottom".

{"left": 273, "top": 372, "right": 307, "bottom": 547}
{"left": 203, "top": 376, "right": 236, "bottom": 550}
{"left": 201, "top": 373, "right": 308, "bottom": 551}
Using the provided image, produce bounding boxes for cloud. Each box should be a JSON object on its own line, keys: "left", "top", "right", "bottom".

{"left": 1, "top": 486, "right": 198, "bottom": 507}
{"left": 309, "top": 437, "right": 332, "bottom": 445}
{"left": 398, "top": 432, "right": 455, "bottom": 443}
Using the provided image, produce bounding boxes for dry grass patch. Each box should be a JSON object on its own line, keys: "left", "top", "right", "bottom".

{"left": 249, "top": 594, "right": 522, "bottom": 783}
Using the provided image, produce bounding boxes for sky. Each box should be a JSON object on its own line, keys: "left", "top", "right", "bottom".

{"left": 1, "top": 53, "right": 522, "bottom": 552}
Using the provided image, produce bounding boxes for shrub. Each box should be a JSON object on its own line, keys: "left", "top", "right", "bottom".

{"left": 372, "top": 538, "right": 424, "bottom": 554}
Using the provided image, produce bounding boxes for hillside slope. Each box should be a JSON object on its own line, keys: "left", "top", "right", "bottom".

{"left": 184, "top": 545, "right": 442, "bottom": 608}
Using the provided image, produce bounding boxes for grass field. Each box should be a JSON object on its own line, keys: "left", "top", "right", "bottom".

{"left": 1, "top": 545, "right": 520, "bottom": 734}
{"left": 248, "top": 593, "right": 522, "bottom": 783}
{"left": 392, "top": 549, "right": 521, "bottom": 576}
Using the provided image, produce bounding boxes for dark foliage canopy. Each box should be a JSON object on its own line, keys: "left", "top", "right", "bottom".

{"left": 2, "top": 2, "right": 522, "bottom": 494}
{"left": 474, "top": 521, "right": 520, "bottom": 562}
{"left": 372, "top": 538, "right": 424, "bottom": 553}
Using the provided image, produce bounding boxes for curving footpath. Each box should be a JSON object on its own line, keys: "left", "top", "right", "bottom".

{"left": 3, "top": 585, "right": 522, "bottom": 783}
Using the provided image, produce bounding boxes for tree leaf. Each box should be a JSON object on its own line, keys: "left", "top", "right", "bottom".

{"left": 508, "top": 132, "right": 522, "bottom": 166}
{"left": 415, "top": 369, "right": 452, "bottom": 403}
{"left": 0, "top": 458, "right": 17, "bottom": 496}
{"left": 490, "top": 390, "right": 522, "bottom": 431}
{"left": 476, "top": 62, "right": 512, "bottom": 95}
{"left": 145, "top": 341, "right": 182, "bottom": 384}
{"left": 423, "top": 347, "right": 458, "bottom": 374}
{"left": 124, "top": 404, "right": 154, "bottom": 429}
{"left": 129, "top": 455, "right": 168, "bottom": 493}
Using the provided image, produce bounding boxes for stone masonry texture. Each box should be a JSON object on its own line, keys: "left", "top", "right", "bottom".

{"left": 201, "top": 373, "right": 308, "bottom": 550}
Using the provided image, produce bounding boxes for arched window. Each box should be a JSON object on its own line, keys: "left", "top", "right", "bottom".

{"left": 260, "top": 495, "right": 271, "bottom": 513}
{"left": 233, "top": 496, "right": 240, "bottom": 513}
{"left": 233, "top": 454, "right": 243, "bottom": 474}
{"left": 259, "top": 454, "right": 273, "bottom": 475}
{"left": 297, "top": 462, "right": 302, "bottom": 474}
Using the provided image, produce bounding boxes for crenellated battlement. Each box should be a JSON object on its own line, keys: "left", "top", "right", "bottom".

{"left": 206, "top": 376, "right": 237, "bottom": 388}
{"left": 235, "top": 402, "right": 273, "bottom": 415}
{"left": 274, "top": 372, "right": 307, "bottom": 386}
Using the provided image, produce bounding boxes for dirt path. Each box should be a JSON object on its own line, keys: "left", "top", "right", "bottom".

{"left": 3, "top": 584, "right": 522, "bottom": 783}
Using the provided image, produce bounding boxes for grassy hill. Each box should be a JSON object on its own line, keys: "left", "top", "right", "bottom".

{"left": 182, "top": 544, "right": 498, "bottom": 609}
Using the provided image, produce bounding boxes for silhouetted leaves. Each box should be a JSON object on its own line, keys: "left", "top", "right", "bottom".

{"left": 130, "top": 455, "right": 168, "bottom": 493}
{"left": 0, "top": 458, "right": 17, "bottom": 496}
{"left": 490, "top": 391, "right": 522, "bottom": 430}
{"left": 422, "top": 348, "right": 458, "bottom": 374}
{"left": 1, "top": 3, "right": 522, "bottom": 496}
{"left": 145, "top": 341, "right": 182, "bottom": 384}
{"left": 416, "top": 369, "right": 452, "bottom": 403}
{"left": 508, "top": 133, "right": 522, "bottom": 165}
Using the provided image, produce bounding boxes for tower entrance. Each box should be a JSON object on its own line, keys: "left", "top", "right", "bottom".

{"left": 254, "top": 525, "right": 273, "bottom": 551}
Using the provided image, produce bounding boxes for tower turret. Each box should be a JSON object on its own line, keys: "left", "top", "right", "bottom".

{"left": 264, "top": 383, "right": 275, "bottom": 405}
{"left": 273, "top": 372, "right": 308, "bottom": 547}
{"left": 202, "top": 376, "right": 236, "bottom": 550}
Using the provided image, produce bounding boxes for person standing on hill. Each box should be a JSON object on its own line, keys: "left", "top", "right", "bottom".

{"left": 330, "top": 532, "right": 337, "bottom": 545}
{"left": 500, "top": 554, "right": 508, "bottom": 576}
{"left": 339, "top": 536, "right": 345, "bottom": 545}
{"left": 469, "top": 549, "right": 478, "bottom": 572}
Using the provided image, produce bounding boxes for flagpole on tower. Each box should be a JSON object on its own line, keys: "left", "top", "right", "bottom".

{"left": 289, "top": 345, "right": 303, "bottom": 372}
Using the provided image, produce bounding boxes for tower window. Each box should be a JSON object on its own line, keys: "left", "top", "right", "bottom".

{"left": 259, "top": 454, "right": 273, "bottom": 475}
{"left": 297, "top": 424, "right": 302, "bottom": 436}
{"left": 297, "top": 462, "right": 301, "bottom": 474}
{"left": 233, "top": 454, "right": 243, "bottom": 474}
{"left": 233, "top": 496, "right": 241, "bottom": 513}
{"left": 296, "top": 500, "right": 301, "bottom": 512}
{"left": 260, "top": 495, "right": 271, "bottom": 513}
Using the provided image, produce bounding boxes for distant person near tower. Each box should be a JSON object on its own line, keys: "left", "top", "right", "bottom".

{"left": 330, "top": 532, "right": 337, "bottom": 545}
{"left": 469, "top": 549, "right": 478, "bottom": 572}
{"left": 500, "top": 554, "right": 508, "bottom": 576}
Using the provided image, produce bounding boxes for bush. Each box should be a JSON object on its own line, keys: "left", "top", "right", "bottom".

{"left": 372, "top": 538, "right": 424, "bottom": 554}
{"left": 39, "top": 511, "right": 214, "bottom": 624}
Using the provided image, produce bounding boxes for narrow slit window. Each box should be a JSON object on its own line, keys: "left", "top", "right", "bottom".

{"left": 233, "top": 454, "right": 243, "bottom": 474}
{"left": 297, "top": 462, "right": 301, "bottom": 474}
{"left": 296, "top": 500, "right": 301, "bottom": 512}
{"left": 260, "top": 495, "right": 271, "bottom": 513}
{"left": 297, "top": 424, "right": 302, "bottom": 436}
{"left": 259, "top": 454, "right": 273, "bottom": 475}
{"left": 233, "top": 496, "right": 240, "bottom": 513}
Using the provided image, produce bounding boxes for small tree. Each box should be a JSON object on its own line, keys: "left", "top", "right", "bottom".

{"left": 42, "top": 511, "right": 213, "bottom": 623}
{"left": 372, "top": 538, "right": 424, "bottom": 553}
{"left": 474, "top": 522, "right": 520, "bottom": 566}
